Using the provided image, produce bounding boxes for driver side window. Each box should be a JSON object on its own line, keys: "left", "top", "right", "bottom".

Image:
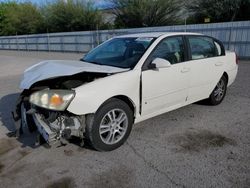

{"left": 149, "top": 37, "right": 185, "bottom": 64}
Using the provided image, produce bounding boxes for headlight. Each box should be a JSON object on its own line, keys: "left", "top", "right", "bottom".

{"left": 29, "top": 90, "right": 75, "bottom": 111}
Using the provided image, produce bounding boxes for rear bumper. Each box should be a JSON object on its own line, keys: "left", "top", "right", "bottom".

{"left": 227, "top": 66, "right": 238, "bottom": 87}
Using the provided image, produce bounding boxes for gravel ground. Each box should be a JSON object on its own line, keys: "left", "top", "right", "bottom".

{"left": 0, "top": 50, "right": 249, "bottom": 188}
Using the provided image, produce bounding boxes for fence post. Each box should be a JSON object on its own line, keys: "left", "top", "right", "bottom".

{"left": 240, "top": 24, "right": 244, "bottom": 57}
{"left": 91, "top": 32, "right": 94, "bottom": 49}
{"left": 16, "top": 32, "right": 19, "bottom": 51}
{"left": 244, "top": 25, "right": 249, "bottom": 58}
{"left": 75, "top": 35, "right": 79, "bottom": 53}
{"left": 96, "top": 24, "right": 100, "bottom": 45}
{"left": 25, "top": 36, "right": 28, "bottom": 51}
{"left": 228, "top": 25, "right": 232, "bottom": 50}
{"left": 36, "top": 36, "right": 38, "bottom": 51}
{"left": 60, "top": 35, "right": 64, "bottom": 52}
{"left": 47, "top": 32, "right": 50, "bottom": 52}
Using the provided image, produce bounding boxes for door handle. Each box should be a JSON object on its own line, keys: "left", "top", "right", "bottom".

{"left": 181, "top": 67, "right": 190, "bottom": 73}
{"left": 215, "top": 62, "right": 223, "bottom": 66}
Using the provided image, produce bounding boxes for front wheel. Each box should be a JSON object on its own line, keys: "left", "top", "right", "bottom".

{"left": 85, "top": 98, "right": 133, "bottom": 151}
{"left": 208, "top": 75, "right": 227, "bottom": 105}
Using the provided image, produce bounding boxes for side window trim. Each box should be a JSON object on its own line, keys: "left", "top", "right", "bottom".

{"left": 213, "top": 38, "right": 225, "bottom": 56}
{"left": 142, "top": 35, "right": 187, "bottom": 71}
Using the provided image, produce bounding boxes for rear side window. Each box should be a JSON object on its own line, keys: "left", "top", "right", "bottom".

{"left": 188, "top": 36, "right": 217, "bottom": 60}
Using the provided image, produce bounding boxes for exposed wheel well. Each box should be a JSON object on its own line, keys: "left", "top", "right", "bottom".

{"left": 223, "top": 72, "right": 229, "bottom": 85}
{"left": 112, "top": 95, "right": 135, "bottom": 115}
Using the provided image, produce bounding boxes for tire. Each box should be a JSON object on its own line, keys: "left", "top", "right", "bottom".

{"left": 85, "top": 98, "right": 133, "bottom": 151}
{"left": 208, "top": 75, "right": 227, "bottom": 105}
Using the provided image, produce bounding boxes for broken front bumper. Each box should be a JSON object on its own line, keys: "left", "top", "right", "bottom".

{"left": 13, "top": 102, "right": 86, "bottom": 146}
{"left": 32, "top": 113, "right": 57, "bottom": 144}
{"left": 12, "top": 90, "right": 86, "bottom": 146}
{"left": 30, "top": 109, "right": 86, "bottom": 145}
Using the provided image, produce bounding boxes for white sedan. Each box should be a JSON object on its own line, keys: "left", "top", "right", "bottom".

{"left": 13, "top": 32, "right": 238, "bottom": 151}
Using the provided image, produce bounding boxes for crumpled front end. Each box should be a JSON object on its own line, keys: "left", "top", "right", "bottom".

{"left": 12, "top": 71, "right": 110, "bottom": 146}
{"left": 12, "top": 90, "right": 86, "bottom": 146}
{"left": 12, "top": 59, "right": 129, "bottom": 146}
{"left": 31, "top": 106, "right": 86, "bottom": 145}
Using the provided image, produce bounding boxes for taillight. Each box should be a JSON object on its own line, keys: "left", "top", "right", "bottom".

{"left": 235, "top": 53, "right": 239, "bottom": 65}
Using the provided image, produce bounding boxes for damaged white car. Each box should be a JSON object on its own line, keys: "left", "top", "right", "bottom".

{"left": 13, "top": 32, "right": 238, "bottom": 151}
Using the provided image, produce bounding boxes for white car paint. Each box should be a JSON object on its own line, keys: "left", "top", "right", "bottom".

{"left": 21, "top": 32, "right": 238, "bottom": 125}
{"left": 67, "top": 70, "right": 141, "bottom": 116}
{"left": 20, "top": 60, "right": 129, "bottom": 89}
{"left": 141, "top": 60, "right": 190, "bottom": 116}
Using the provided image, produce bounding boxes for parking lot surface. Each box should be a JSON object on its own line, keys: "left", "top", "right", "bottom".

{"left": 0, "top": 50, "right": 249, "bottom": 188}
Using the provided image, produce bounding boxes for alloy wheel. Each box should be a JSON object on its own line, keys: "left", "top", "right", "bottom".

{"left": 99, "top": 109, "right": 128, "bottom": 145}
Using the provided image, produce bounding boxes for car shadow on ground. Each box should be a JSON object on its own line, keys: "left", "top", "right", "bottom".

{"left": 0, "top": 93, "right": 38, "bottom": 148}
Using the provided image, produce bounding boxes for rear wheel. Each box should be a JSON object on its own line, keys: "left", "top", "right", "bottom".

{"left": 85, "top": 98, "right": 133, "bottom": 151}
{"left": 208, "top": 75, "right": 227, "bottom": 105}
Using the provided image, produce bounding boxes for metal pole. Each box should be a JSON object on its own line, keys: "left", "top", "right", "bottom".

{"left": 47, "top": 29, "right": 50, "bottom": 52}
{"left": 92, "top": 32, "right": 94, "bottom": 49}
{"left": 228, "top": 24, "right": 232, "bottom": 50}
{"left": 16, "top": 32, "right": 19, "bottom": 51}
{"left": 185, "top": 17, "right": 187, "bottom": 32}
{"left": 96, "top": 24, "right": 100, "bottom": 45}
{"left": 25, "top": 36, "right": 28, "bottom": 51}
{"left": 62, "top": 35, "right": 64, "bottom": 52}
{"left": 75, "top": 35, "right": 79, "bottom": 53}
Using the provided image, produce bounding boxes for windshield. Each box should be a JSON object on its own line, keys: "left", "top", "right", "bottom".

{"left": 82, "top": 37, "right": 155, "bottom": 68}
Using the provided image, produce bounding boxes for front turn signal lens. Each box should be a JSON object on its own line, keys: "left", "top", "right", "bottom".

{"left": 50, "top": 94, "right": 63, "bottom": 106}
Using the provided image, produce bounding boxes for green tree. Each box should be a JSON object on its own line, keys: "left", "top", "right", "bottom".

{"left": 43, "top": 0, "right": 103, "bottom": 32}
{"left": 0, "top": 2, "right": 17, "bottom": 35}
{"left": 187, "top": 0, "right": 250, "bottom": 23}
{"left": 0, "top": 2, "right": 45, "bottom": 35}
{"left": 110, "top": 0, "right": 182, "bottom": 28}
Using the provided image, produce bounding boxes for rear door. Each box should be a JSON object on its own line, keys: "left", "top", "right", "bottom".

{"left": 186, "top": 36, "right": 225, "bottom": 102}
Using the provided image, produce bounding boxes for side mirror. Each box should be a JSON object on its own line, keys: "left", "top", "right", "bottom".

{"left": 148, "top": 58, "right": 171, "bottom": 69}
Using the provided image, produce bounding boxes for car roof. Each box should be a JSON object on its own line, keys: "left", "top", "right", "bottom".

{"left": 115, "top": 32, "right": 203, "bottom": 38}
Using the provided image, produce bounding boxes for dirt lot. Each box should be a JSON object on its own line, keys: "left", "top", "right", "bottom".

{"left": 0, "top": 50, "right": 249, "bottom": 188}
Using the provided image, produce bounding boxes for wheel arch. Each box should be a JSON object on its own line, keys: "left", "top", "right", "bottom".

{"left": 222, "top": 72, "right": 229, "bottom": 85}
{"left": 101, "top": 95, "right": 136, "bottom": 120}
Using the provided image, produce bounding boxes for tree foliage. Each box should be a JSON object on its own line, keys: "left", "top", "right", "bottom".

{"left": 187, "top": 0, "right": 250, "bottom": 23}
{"left": 0, "top": 0, "right": 249, "bottom": 36}
{"left": 0, "top": 0, "right": 103, "bottom": 36}
{"left": 0, "top": 2, "right": 44, "bottom": 35}
{"left": 111, "top": 0, "right": 182, "bottom": 28}
{"left": 43, "top": 0, "right": 102, "bottom": 32}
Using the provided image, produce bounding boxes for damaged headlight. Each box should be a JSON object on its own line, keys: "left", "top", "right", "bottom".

{"left": 29, "top": 90, "right": 75, "bottom": 111}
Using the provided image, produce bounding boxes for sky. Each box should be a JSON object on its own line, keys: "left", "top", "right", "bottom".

{"left": 0, "top": 0, "right": 112, "bottom": 8}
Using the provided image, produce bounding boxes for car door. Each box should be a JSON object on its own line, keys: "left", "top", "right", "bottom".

{"left": 186, "top": 36, "right": 225, "bottom": 102}
{"left": 141, "top": 36, "right": 190, "bottom": 116}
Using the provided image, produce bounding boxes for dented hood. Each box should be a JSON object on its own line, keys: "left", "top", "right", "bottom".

{"left": 20, "top": 60, "right": 128, "bottom": 89}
